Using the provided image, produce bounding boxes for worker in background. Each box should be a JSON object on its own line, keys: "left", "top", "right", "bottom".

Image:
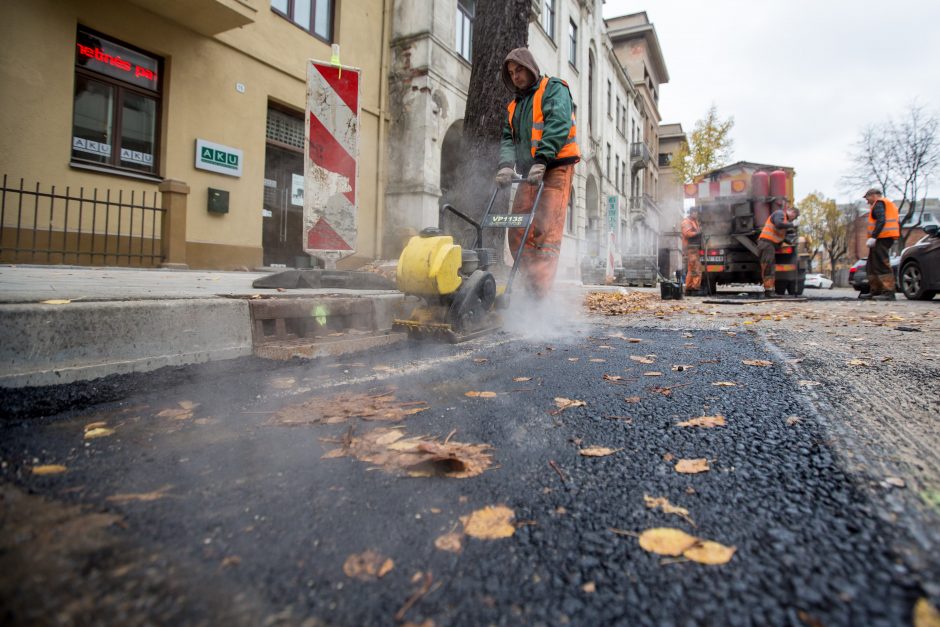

{"left": 756, "top": 203, "right": 800, "bottom": 298}
{"left": 680, "top": 206, "right": 702, "bottom": 296}
{"left": 859, "top": 187, "right": 899, "bottom": 301}
{"left": 495, "top": 47, "right": 580, "bottom": 300}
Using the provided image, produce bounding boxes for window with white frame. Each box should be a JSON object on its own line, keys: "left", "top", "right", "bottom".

{"left": 542, "top": 0, "right": 555, "bottom": 40}
{"left": 568, "top": 19, "right": 577, "bottom": 67}
{"left": 456, "top": 0, "right": 474, "bottom": 61}
{"left": 566, "top": 188, "right": 575, "bottom": 233}
{"left": 271, "top": 0, "right": 333, "bottom": 42}
{"left": 72, "top": 27, "right": 161, "bottom": 175}
{"left": 606, "top": 80, "right": 612, "bottom": 117}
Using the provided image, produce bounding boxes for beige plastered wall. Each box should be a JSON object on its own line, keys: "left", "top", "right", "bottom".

{"left": 0, "top": 0, "right": 386, "bottom": 270}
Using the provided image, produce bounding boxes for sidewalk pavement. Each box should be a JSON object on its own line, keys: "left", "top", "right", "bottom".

{"left": 0, "top": 265, "right": 409, "bottom": 389}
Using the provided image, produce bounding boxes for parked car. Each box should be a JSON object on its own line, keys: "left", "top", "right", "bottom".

{"left": 898, "top": 225, "right": 940, "bottom": 300}
{"left": 849, "top": 255, "right": 900, "bottom": 293}
{"left": 804, "top": 273, "right": 834, "bottom": 289}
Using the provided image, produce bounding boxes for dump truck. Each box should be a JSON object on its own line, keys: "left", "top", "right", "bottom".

{"left": 684, "top": 161, "right": 808, "bottom": 295}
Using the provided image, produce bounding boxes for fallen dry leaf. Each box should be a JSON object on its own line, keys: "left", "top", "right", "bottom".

{"left": 84, "top": 427, "right": 115, "bottom": 440}
{"left": 568, "top": 357, "right": 580, "bottom": 362}
{"left": 221, "top": 555, "right": 242, "bottom": 568}
{"left": 643, "top": 372, "right": 663, "bottom": 377}
{"left": 663, "top": 452, "right": 675, "bottom": 462}
{"left": 465, "top": 391, "right": 497, "bottom": 398}
{"left": 106, "top": 485, "right": 173, "bottom": 503}
{"left": 786, "top": 416, "right": 802, "bottom": 426}
{"left": 322, "top": 427, "right": 493, "bottom": 478}
{"left": 798, "top": 380, "right": 820, "bottom": 387}
{"left": 683, "top": 540, "right": 737, "bottom": 565}
{"left": 579, "top": 446, "right": 622, "bottom": 457}
{"left": 343, "top": 550, "right": 394, "bottom": 580}
{"left": 603, "top": 374, "right": 625, "bottom": 382}
{"left": 270, "top": 390, "right": 427, "bottom": 426}
{"left": 914, "top": 598, "right": 940, "bottom": 627}
{"left": 434, "top": 532, "right": 463, "bottom": 553}
{"left": 742, "top": 359, "right": 773, "bottom": 367}
{"left": 671, "top": 365, "right": 694, "bottom": 372}
{"left": 551, "top": 397, "right": 586, "bottom": 414}
{"left": 630, "top": 355, "right": 655, "bottom": 364}
{"left": 32, "top": 464, "right": 67, "bottom": 475}
{"left": 461, "top": 505, "right": 515, "bottom": 539}
{"left": 676, "top": 415, "right": 726, "bottom": 428}
{"left": 268, "top": 377, "right": 296, "bottom": 389}
{"left": 624, "top": 395, "right": 641, "bottom": 403}
{"left": 513, "top": 377, "right": 531, "bottom": 382}
{"left": 39, "top": 299, "right": 71, "bottom": 305}
{"left": 582, "top": 582, "right": 596, "bottom": 593}
{"left": 711, "top": 382, "right": 737, "bottom": 387}
{"left": 675, "top": 458, "right": 710, "bottom": 474}
{"left": 644, "top": 495, "right": 694, "bottom": 526}
{"left": 638, "top": 528, "right": 698, "bottom": 556}
{"left": 589, "top": 358, "right": 606, "bottom": 363}
{"left": 847, "top": 359, "right": 869, "bottom": 367}
{"left": 883, "top": 476, "right": 906, "bottom": 488}
{"left": 473, "top": 358, "right": 488, "bottom": 364}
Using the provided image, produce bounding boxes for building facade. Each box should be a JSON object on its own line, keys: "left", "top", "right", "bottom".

{"left": 656, "top": 122, "right": 687, "bottom": 277}
{"left": 0, "top": 0, "right": 390, "bottom": 270}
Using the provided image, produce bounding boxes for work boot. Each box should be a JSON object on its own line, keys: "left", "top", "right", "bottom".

{"left": 858, "top": 291, "right": 873, "bottom": 300}
{"left": 872, "top": 292, "right": 896, "bottom": 301}
{"left": 763, "top": 290, "right": 778, "bottom": 299}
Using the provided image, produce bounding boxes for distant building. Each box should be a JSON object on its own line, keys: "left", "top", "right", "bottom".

{"left": 656, "top": 122, "right": 687, "bottom": 278}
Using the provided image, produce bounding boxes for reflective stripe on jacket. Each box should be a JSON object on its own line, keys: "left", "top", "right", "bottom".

{"left": 507, "top": 77, "right": 580, "bottom": 160}
{"left": 868, "top": 198, "right": 900, "bottom": 238}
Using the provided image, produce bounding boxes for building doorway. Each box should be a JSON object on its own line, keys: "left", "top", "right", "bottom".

{"left": 262, "top": 106, "right": 308, "bottom": 267}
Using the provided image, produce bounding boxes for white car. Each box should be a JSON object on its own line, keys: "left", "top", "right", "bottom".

{"left": 804, "top": 273, "right": 834, "bottom": 289}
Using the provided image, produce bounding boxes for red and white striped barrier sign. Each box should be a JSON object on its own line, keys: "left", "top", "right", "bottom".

{"left": 304, "top": 60, "right": 361, "bottom": 267}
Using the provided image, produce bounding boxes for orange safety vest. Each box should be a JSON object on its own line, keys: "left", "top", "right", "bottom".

{"left": 507, "top": 76, "right": 580, "bottom": 160}
{"left": 759, "top": 213, "right": 788, "bottom": 244}
{"left": 680, "top": 217, "right": 700, "bottom": 249}
{"left": 867, "top": 198, "right": 900, "bottom": 239}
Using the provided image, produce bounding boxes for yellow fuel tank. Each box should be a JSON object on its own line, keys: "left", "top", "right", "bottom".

{"left": 396, "top": 235, "right": 463, "bottom": 296}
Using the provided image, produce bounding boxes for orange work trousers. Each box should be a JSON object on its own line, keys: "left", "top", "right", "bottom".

{"left": 508, "top": 164, "right": 574, "bottom": 299}
{"left": 685, "top": 247, "right": 702, "bottom": 291}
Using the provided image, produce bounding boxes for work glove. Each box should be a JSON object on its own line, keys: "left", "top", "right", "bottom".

{"left": 527, "top": 163, "right": 546, "bottom": 185}
{"left": 495, "top": 167, "right": 515, "bottom": 188}
{"left": 866, "top": 237, "right": 877, "bottom": 248}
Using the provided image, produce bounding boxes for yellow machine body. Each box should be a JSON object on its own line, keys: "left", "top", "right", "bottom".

{"left": 396, "top": 235, "right": 463, "bottom": 296}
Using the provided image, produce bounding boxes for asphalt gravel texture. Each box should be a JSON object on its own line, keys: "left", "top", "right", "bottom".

{"left": 0, "top": 321, "right": 934, "bottom": 626}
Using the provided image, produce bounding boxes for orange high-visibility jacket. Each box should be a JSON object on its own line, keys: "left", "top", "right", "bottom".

{"left": 759, "top": 212, "right": 789, "bottom": 244}
{"left": 681, "top": 217, "right": 701, "bottom": 249}
{"left": 507, "top": 77, "right": 580, "bottom": 160}
{"left": 868, "top": 198, "right": 900, "bottom": 239}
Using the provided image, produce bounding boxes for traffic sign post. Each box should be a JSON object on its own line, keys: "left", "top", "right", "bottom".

{"left": 304, "top": 60, "right": 361, "bottom": 269}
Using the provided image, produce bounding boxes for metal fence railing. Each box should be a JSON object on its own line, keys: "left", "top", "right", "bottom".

{"left": 0, "top": 174, "right": 164, "bottom": 267}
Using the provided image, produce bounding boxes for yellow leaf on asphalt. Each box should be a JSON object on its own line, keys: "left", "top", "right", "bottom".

{"left": 847, "top": 359, "right": 869, "bottom": 367}
{"left": 675, "top": 458, "right": 710, "bottom": 474}
{"left": 32, "top": 464, "right": 67, "bottom": 475}
{"left": 106, "top": 485, "right": 173, "bottom": 503}
{"left": 84, "top": 427, "right": 115, "bottom": 440}
{"left": 84, "top": 421, "right": 108, "bottom": 431}
{"left": 676, "top": 415, "right": 726, "bottom": 428}
{"left": 343, "top": 550, "right": 394, "bottom": 580}
{"left": 644, "top": 495, "right": 695, "bottom": 526}
{"left": 434, "top": 532, "right": 463, "bottom": 553}
{"left": 582, "top": 581, "right": 596, "bottom": 593}
{"left": 630, "top": 355, "right": 655, "bottom": 364}
{"left": 579, "top": 447, "right": 622, "bottom": 457}
{"left": 461, "top": 505, "right": 515, "bottom": 539}
{"left": 465, "top": 391, "right": 497, "bottom": 398}
{"left": 638, "top": 527, "right": 698, "bottom": 556}
{"left": 551, "top": 398, "right": 586, "bottom": 414}
{"left": 683, "top": 540, "right": 736, "bottom": 565}
{"left": 742, "top": 359, "right": 773, "bottom": 367}
{"left": 39, "top": 299, "right": 71, "bottom": 305}
{"left": 643, "top": 372, "right": 663, "bottom": 377}
{"left": 914, "top": 598, "right": 940, "bottom": 627}
{"left": 513, "top": 377, "right": 531, "bottom": 382}
{"left": 711, "top": 382, "right": 737, "bottom": 387}
{"left": 624, "top": 396, "right": 641, "bottom": 403}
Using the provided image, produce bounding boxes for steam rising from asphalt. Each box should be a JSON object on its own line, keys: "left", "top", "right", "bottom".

{"left": 501, "top": 278, "right": 593, "bottom": 342}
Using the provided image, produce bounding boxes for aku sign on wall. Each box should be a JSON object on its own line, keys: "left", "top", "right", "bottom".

{"left": 304, "top": 60, "right": 361, "bottom": 268}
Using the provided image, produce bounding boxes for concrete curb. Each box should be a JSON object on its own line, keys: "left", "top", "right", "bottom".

{"left": 0, "top": 299, "right": 253, "bottom": 388}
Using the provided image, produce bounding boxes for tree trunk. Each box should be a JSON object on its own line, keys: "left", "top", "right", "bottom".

{"left": 446, "top": 0, "right": 530, "bottom": 262}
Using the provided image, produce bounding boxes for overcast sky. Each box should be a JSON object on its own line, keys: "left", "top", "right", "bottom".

{"left": 601, "top": 1, "right": 940, "bottom": 203}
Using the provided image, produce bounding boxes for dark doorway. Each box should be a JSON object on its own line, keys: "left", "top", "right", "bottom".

{"left": 263, "top": 106, "right": 308, "bottom": 267}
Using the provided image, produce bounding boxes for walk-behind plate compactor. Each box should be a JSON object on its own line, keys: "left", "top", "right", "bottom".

{"left": 393, "top": 178, "right": 543, "bottom": 342}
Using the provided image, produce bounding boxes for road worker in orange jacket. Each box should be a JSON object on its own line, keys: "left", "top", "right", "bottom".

{"left": 756, "top": 204, "right": 799, "bottom": 298}
{"left": 495, "top": 47, "right": 580, "bottom": 300}
{"left": 680, "top": 206, "right": 702, "bottom": 295}
{"left": 859, "top": 187, "right": 899, "bottom": 301}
